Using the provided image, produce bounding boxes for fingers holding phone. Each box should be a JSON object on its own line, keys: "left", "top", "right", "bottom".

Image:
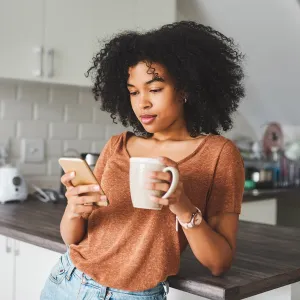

{"left": 65, "top": 183, "right": 108, "bottom": 219}
{"left": 58, "top": 157, "right": 109, "bottom": 219}
{"left": 61, "top": 171, "right": 76, "bottom": 188}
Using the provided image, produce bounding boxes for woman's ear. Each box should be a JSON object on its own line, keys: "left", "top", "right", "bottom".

{"left": 178, "top": 90, "right": 188, "bottom": 103}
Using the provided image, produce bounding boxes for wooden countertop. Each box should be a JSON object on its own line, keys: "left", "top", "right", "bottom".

{"left": 0, "top": 196, "right": 300, "bottom": 300}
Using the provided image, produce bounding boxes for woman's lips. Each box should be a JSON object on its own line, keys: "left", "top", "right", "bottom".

{"left": 140, "top": 115, "right": 157, "bottom": 124}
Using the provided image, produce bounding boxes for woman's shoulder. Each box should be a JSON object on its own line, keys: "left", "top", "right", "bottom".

{"left": 106, "top": 130, "right": 136, "bottom": 149}
{"left": 206, "top": 134, "right": 241, "bottom": 158}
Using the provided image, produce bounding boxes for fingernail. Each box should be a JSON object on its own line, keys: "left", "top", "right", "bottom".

{"left": 150, "top": 196, "right": 157, "bottom": 202}
{"left": 100, "top": 195, "right": 107, "bottom": 201}
{"left": 93, "top": 185, "right": 100, "bottom": 191}
{"left": 70, "top": 172, "right": 75, "bottom": 178}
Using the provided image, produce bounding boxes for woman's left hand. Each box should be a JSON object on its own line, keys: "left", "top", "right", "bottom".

{"left": 145, "top": 156, "right": 196, "bottom": 218}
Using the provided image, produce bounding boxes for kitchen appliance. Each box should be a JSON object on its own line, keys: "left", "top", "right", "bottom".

{"left": 31, "top": 184, "right": 61, "bottom": 203}
{"left": 262, "top": 122, "right": 284, "bottom": 160}
{"left": 59, "top": 152, "right": 99, "bottom": 195}
{"left": 0, "top": 165, "right": 28, "bottom": 204}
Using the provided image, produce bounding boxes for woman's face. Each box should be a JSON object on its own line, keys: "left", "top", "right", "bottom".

{"left": 127, "top": 61, "right": 185, "bottom": 135}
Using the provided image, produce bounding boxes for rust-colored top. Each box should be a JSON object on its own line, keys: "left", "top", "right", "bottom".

{"left": 69, "top": 131, "right": 245, "bottom": 291}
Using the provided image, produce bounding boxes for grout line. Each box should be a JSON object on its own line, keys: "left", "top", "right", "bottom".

{"left": 0, "top": 100, "right": 3, "bottom": 119}
{"left": 33, "top": 103, "right": 38, "bottom": 120}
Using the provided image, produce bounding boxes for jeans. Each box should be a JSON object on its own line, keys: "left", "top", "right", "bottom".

{"left": 40, "top": 251, "right": 169, "bottom": 300}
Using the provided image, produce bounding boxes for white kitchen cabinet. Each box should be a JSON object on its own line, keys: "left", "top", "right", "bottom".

{"left": 15, "top": 240, "right": 61, "bottom": 300}
{"left": 43, "top": 0, "right": 137, "bottom": 86}
{"left": 240, "top": 198, "right": 277, "bottom": 225}
{"left": 0, "top": 235, "right": 62, "bottom": 300}
{"left": 0, "top": 0, "right": 44, "bottom": 81}
{"left": 0, "top": 0, "right": 176, "bottom": 86}
{"left": 0, "top": 235, "right": 14, "bottom": 300}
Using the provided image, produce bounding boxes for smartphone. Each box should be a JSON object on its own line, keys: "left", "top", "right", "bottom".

{"left": 58, "top": 157, "right": 108, "bottom": 206}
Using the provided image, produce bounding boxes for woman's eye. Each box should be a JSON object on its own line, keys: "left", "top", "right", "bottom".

{"left": 129, "top": 91, "right": 139, "bottom": 96}
{"left": 150, "top": 88, "right": 163, "bottom": 93}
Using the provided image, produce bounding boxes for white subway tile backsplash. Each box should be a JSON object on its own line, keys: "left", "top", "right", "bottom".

{"left": 0, "top": 80, "right": 127, "bottom": 189}
{"left": 17, "top": 121, "right": 48, "bottom": 138}
{"left": 0, "top": 120, "right": 16, "bottom": 138}
{"left": 64, "top": 140, "right": 91, "bottom": 154}
{"left": 17, "top": 162, "right": 47, "bottom": 176}
{"left": 91, "top": 140, "right": 107, "bottom": 153}
{"left": 26, "top": 176, "right": 60, "bottom": 191}
{"left": 10, "top": 139, "right": 21, "bottom": 157}
{"left": 0, "top": 82, "right": 16, "bottom": 101}
{"left": 78, "top": 89, "right": 96, "bottom": 106}
{"left": 48, "top": 159, "right": 62, "bottom": 176}
{"left": 46, "top": 140, "right": 63, "bottom": 157}
{"left": 49, "top": 123, "right": 78, "bottom": 139}
{"left": 2, "top": 101, "right": 32, "bottom": 120}
{"left": 65, "top": 104, "right": 93, "bottom": 123}
{"left": 34, "top": 103, "right": 64, "bottom": 121}
{"left": 105, "top": 124, "right": 125, "bottom": 139}
{"left": 17, "top": 83, "right": 48, "bottom": 103}
{"left": 79, "top": 124, "right": 105, "bottom": 140}
{"left": 93, "top": 108, "right": 113, "bottom": 124}
{"left": 50, "top": 86, "right": 79, "bottom": 104}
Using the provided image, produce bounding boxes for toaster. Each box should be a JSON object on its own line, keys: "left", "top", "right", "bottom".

{"left": 0, "top": 165, "right": 28, "bottom": 204}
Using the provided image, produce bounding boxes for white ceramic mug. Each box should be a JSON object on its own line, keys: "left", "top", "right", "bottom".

{"left": 129, "top": 157, "right": 179, "bottom": 210}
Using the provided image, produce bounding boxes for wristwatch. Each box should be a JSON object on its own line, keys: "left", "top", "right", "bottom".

{"left": 176, "top": 207, "right": 202, "bottom": 231}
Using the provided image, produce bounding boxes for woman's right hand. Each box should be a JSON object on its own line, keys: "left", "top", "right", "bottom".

{"left": 61, "top": 171, "right": 107, "bottom": 219}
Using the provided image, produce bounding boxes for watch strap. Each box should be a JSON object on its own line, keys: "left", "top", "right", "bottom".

{"left": 175, "top": 207, "right": 202, "bottom": 231}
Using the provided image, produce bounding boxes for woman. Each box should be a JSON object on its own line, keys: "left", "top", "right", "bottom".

{"left": 41, "top": 21, "right": 245, "bottom": 300}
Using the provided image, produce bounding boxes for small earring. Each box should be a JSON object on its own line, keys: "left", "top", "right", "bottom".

{"left": 184, "top": 98, "right": 187, "bottom": 103}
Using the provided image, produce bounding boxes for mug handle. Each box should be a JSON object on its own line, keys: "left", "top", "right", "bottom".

{"left": 161, "top": 167, "right": 179, "bottom": 199}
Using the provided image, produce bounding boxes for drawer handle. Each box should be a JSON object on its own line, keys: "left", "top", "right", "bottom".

{"left": 47, "top": 48, "right": 55, "bottom": 78}
{"left": 32, "top": 46, "right": 44, "bottom": 77}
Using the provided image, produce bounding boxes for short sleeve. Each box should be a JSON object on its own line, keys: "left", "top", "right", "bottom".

{"left": 93, "top": 135, "right": 117, "bottom": 180}
{"left": 205, "top": 140, "right": 245, "bottom": 219}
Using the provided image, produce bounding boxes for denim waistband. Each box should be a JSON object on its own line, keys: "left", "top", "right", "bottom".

{"left": 62, "top": 251, "right": 169, "bottom": 296}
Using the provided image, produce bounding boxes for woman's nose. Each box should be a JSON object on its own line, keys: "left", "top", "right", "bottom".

{"left": 138, "top": 94, "right": 152, "bottom": 109}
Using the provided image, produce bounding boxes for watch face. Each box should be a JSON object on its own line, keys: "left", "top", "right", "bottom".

{"left": 194, "top": 213, "right": 202, "bottom": 226}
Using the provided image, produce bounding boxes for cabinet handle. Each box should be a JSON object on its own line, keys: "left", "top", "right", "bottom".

{"left": 6, "top": 238, "right": 12, "bottom": 253}
{"left": 47, "top": 48, "right": 55, "bottom": 78}
{"left": 14, "top": 240, "right": 20, "bottom": 256}
{"left": 32, "top": 46, "right": 44, "bottom": 77}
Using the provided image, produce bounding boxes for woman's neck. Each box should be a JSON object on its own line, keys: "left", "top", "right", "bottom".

{"left": 151, "top": 130, "right": 199, "bottom": 142}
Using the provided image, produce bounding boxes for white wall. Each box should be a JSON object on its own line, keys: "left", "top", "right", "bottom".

{"left": 178, "top": 0, "right": 300, "bottom": 142}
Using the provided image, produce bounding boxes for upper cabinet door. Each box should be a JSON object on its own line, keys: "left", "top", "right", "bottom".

{"left": 0, "top": 0, "right": 44, "bottom": 81}
{"left": 43, "top": 0, "right": 137, "bottom": 87}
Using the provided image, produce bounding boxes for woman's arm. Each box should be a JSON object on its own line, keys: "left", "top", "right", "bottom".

{"left": 177, "top": 204, "right": 239, "bottom": 275}
{"left": 177, "top": 140, "right": 244, "bottom": 275}
{"left": 60, "top": 205, "right": 88, "bottom": 246}
{"left": 60, "top": 172, "right": 106, "bottom": 246}
{"left": 148, "top": 140, "right": 244, "bottom": 275}
{"left": 60, "top": 135, "right": 115, "bottom": 246}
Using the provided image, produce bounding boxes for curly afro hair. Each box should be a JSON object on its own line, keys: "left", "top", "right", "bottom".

{"left": 86, "top": 21, "right": 245, "bottom": 137}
